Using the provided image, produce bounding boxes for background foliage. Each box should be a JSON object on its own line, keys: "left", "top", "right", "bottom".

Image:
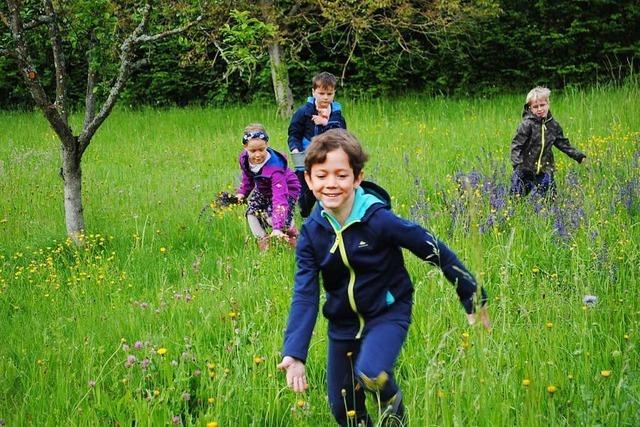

{"left": 1, "top": 0, "right": 639, "bottom": 109}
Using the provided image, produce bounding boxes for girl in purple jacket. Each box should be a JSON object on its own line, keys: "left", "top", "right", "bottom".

{"left": 236, "top": 124, "right": 301, "bottom": 251}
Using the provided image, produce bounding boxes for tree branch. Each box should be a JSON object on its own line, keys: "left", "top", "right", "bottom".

{"left": 78, "top": 5, "right": 201, "bottom": 153}
{"left": 5, "top": 0, "right": 75, "bottom": 149}
{"left": 44, "top": 0, "right": 68, "bottom": 124}
{"left": 23, "top": 14, "right": 53, "bottom": 30}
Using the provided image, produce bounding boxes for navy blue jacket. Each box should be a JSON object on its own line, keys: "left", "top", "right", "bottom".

{"left": 282, "top": 183, "right": 482, "bottom": 362}
{"left": 287, "top": 97, "right": 347, "bottom": 153}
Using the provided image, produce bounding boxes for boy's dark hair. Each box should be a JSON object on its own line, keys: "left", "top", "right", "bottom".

{"left": 312, "top": 72, "right": 337, "bottom": 90}
{"left": 305, "top": 129, "right": 368, "bottom": 176}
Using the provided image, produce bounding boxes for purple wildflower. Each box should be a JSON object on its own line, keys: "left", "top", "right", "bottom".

{"left": 134, "top": 341, "right": 143, "bottom": 350}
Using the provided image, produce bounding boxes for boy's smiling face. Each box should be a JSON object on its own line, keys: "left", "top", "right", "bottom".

{"left": 305, "top": 148, "right": 363, "bottom": 223}
{"left": 529, "top": 97, "right": 549, "bottom": 118}
{"left": 312, "top": 85, "right": 335, "bottom": 110}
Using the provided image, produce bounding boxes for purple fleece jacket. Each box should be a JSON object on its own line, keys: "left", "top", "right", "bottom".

{"left": 237, "top": 147, "right": 301, "bottom": 230}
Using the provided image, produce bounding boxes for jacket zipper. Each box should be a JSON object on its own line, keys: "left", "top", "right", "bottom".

{"left": 329, "top": 221, "right": 365, "bottom": 339}
{"left": 536, "top": 121, "right": 547, "bottom": 174}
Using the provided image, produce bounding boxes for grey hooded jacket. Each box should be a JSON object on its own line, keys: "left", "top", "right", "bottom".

{"left": 510, "top": 106, "right": 585, "bottom": 174}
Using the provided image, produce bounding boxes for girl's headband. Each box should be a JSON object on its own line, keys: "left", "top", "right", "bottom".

{"left": 242, "top": 131, "right": 269, "bottom": 144}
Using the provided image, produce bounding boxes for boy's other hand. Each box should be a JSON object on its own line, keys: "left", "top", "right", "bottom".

{"left": 236, "top": 194, "right": 245, "bottom": 203}
{"left": 277, "top": 356, "right": 308, "bottom": 392}
{"left": 467, "top": 306, "right": 492, "bottom": 331}
{"left": 291, "top": 148, "right": 300, "bottom": 153}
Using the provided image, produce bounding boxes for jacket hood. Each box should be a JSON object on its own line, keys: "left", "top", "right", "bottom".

{"left": 306, "top": 96, "right": 342, "bottom": 111}
{"left": 309, "top": 180, "right": 389, "bottom": 230}
{"left": 240, "top": 147, "right": 290, "bottom": 169}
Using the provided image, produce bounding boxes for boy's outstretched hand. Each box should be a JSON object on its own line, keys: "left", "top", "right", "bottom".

{"left": 277, "top": 356, "right": 308, "bottom": 393}
{"left": 467, "top": 306, "right": 492, "bottom": 330}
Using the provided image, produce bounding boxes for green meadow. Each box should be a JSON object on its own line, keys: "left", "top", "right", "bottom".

{"left": 1, "top": 82, "right": 639, "bottom": 426}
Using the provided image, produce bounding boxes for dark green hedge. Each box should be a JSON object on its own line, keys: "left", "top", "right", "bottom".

{"left": 1, "top": 0, "right": 638, "bottom": 110}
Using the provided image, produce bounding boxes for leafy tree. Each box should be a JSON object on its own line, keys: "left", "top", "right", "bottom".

{"left": 1, "top": 0, "right": 201, "bottom": 243}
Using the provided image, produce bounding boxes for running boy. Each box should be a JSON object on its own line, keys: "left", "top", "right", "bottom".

{"left": 278, "top": 129, "right": 490, "bottom": 426}
{"left": 236, "top": 123, "right": 300, "bottom": 251}
{"left": 510, "top": 86, "right": 586, "bottom": 197}
{"left": 288, "top": 71, "right": 347, "bottom": 218}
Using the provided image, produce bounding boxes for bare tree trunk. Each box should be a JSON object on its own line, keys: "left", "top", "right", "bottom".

{"left": 61, "top": 143, "right": 85, "bottom": 242}
{"left": 267, "top": 43, "right": 293, "bottom": 118}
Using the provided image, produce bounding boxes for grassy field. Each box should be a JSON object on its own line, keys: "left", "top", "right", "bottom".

{"left": 1, "top": 81, "right": 639, "bottom": 426}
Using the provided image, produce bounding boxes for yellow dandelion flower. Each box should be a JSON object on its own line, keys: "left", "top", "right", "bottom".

{"left": 437, "top": 389, "right": 445, "bottom": 398}
{"left": 600, "top": 370, "right": 611, "bottom": 378}
{"left": 208, "top": 397, "right": 215, "bottom": 404}
{"left": 547, "top": 385, "right": 557, "bottom": 394}
{"left": 522, "top": 379, "right": 531, "bottom": 386}
{"left": 624, "top": 334, "right": 629, "bottom": 340}
{"left": 153, "top": 389, "right": 160, "bottom": 396}
{"left": 462, "top": 332, "right": 470, "bottom": 339}
{"left": 567, "top": 374, "right": 574, "bottom": 380}
{"left": 297, "top": 400, "right": 306, "bottom": 408}
{"left": 346, "top": 352, "right": 353, "bottom": 357}
{"left": 253, "top": 356, "right": 263, "bottom": 365}
{"left": 532, "top": 267, "right": 540, "bottom": 273}
{"left": 157, "top": 347, "right": 168, "bottom": 355}
{"left": 160, "top": 247, "right": 166, "bottom": 253}
{"left": 207, "top": 362, "right": 216, "bottom": 370}
{"left": 206, "top": 422, "right": 218, "bottom": 427}
{"left": 228, "top": 311, "right": 238, "bottom": 319}
{"left": 347, "top": 410, "right": 356, "bottom": 418}
{"left": 546, "top": 322, "right": 553, "bottom": 329}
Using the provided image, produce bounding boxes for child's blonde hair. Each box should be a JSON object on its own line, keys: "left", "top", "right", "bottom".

{"left": 526, "top": 86, "right": 551, "bottom": 105}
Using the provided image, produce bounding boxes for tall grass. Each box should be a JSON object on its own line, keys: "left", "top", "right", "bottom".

{"left": 1, "top": 81, "right": 639, "bottom": 426}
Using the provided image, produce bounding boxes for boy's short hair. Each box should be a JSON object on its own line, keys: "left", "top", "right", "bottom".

{"left": 526, "top": 86, "right": 551, "bottom": 105}
{"left": 305, "top": 129, "right": 368, "bottom": 176}
{"left": 312, "top": 72, "right": 338, "bottom": 90}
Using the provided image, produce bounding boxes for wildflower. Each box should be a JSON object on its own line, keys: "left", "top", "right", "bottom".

{"left": 253, "top": 356, "right": 264, "bottom": 365}
{"left": 207, "top": 362, "right": 216, "bottom": 370}
{"left": 193, "top": 369, "right": 202, "bottom": 377}
{"left": 228, "top": 311, "right": 238, "bottom": 319}
{"left": 122, "top": 343, "right": 130, "bottom": 352}
{"left": 160, "top": 247, "right": 167, "bottom": 253}
{"left": 208, "top": 397, "right": 215, "bottom": 404}
{"left": 124, "top": 355, "right": 137, "bottom": 368}
{"left": 600, "top": 370, "right": 612, "bottom": 378}
{"left": 88, "top": 380, "right": 96, "bottom": 388}
{"left": 347, "top": 410, "right": 356, "bottom": 418}
{"left": 297, "top": 400, "right": 306, "bottom": 408}
{"left": 522, "top": 379, "right": 531, "bottom": 386}
{"left": 154, "top": 389, "right": 160, "bottom": 396}
{"left": 532, "top": 267, "right": 540, "bottom": 273}
{"left": 182, "top": 392, "right": 191, "bottom": 401}
{"left": 437, "top": 389, "right": 445, "bottom": 398}
{"left": 207, "top": 423, "right": 218, "bottom": 427}
{"left": 134, "top": 341, "right": 143, "bottom": 350}
{"left": 157, "top": 347, "right": 168, "bottom": 356}
{"left": 171, "top": 360, "right": 179, "bottom": 367}
{"left": 141, "top": 358, "right": 151, "bottom": 370}
{"left": 624, "top": 334, "right": 630, "bottom": 340}
{"left": 545, "top": 322, "right": 553, "bottom": 329}
{"left": 462, "top": 332, "right": 470, "bottom": 339}
{"left": 172, "top": 415, "right": 181, "bottom": 425}
{"left": 547, "top": 385, "right": 557, "bottom": 394}
{"left": 582, "top": 295, "right": 598, "bottom": 307}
